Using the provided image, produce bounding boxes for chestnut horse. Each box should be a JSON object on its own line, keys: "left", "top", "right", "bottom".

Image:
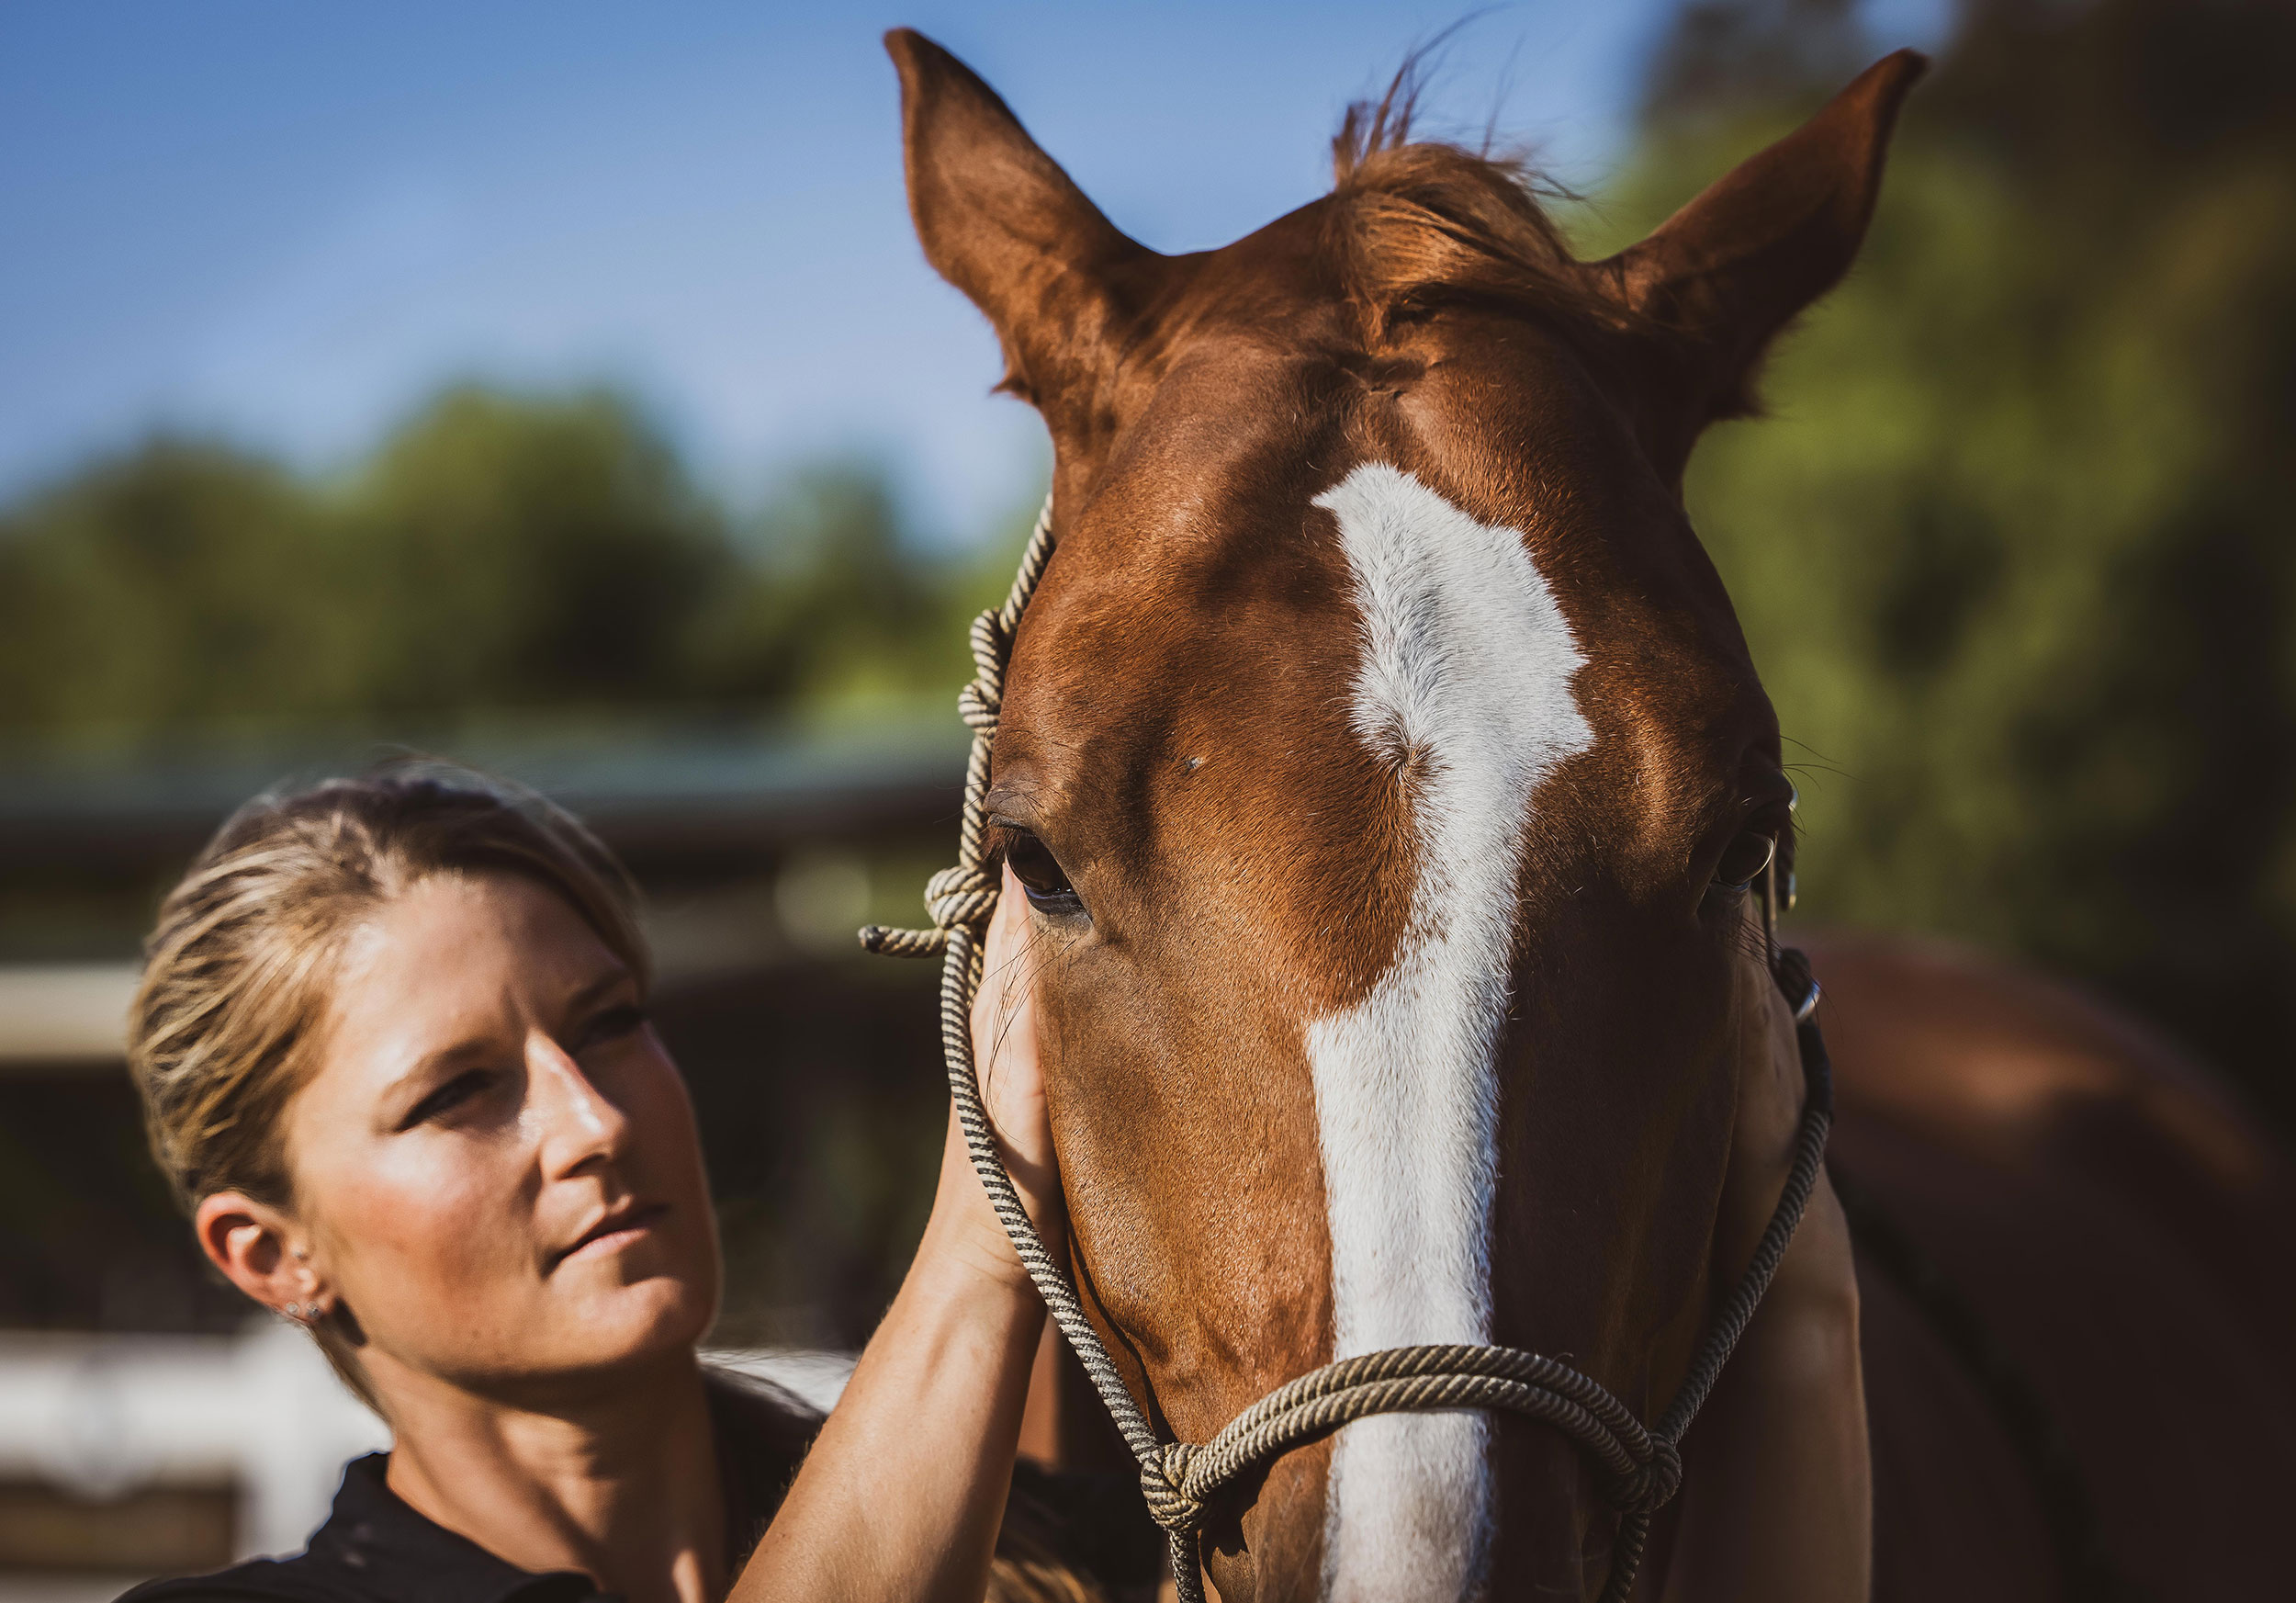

{"left": 885, "top": 30, "right": 2296, "bottom": 1602}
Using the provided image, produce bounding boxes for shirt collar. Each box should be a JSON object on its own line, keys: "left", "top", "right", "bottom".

{"left": 303, "top": 1455, "right": 606, "bottom": 1603}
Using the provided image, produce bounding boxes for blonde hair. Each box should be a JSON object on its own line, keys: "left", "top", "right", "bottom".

{"left": 128, "top": 762, "right": 648, "bottom": 1398}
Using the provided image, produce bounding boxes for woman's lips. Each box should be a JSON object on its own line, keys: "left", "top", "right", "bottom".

{"left": 551, "top": 1202, "right": 669, "bottom": 1270}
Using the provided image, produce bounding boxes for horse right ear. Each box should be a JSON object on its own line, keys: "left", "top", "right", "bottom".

{"left": 886, "top": 29, "right": 1163, "bottom": 446}
{"left": 1594, "top": 49, "right": 1926, "bottom": 484}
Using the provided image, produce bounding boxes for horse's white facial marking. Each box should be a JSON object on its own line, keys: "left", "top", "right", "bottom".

{"left": 1307, "top": 463, "right": 1593, "bottom": 1603}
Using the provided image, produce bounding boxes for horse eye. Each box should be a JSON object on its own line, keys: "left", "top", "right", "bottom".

{"left": 1000, "top": 828, "right": 1086, "bottom": 918}
{"left": 1713, "top": 830, "right": 1778, "bottom": 891}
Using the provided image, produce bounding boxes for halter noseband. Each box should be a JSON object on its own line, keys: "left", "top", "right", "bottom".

{"left": 862, "top": 498, "right": 1834, "bottom": 1603}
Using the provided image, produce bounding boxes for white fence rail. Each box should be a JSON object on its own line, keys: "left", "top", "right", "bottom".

{"left": 0, "top": 1325, "right": 852, "bottom": 1598}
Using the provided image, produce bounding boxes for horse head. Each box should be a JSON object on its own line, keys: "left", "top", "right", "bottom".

{"left": 888, "top": 30, "right": 1919, "bottom": 1600}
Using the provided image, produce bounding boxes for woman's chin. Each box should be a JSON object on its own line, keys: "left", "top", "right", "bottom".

{"left": 603, "top": 1278, "right": 717, "bottom": 1353}
{"left": 530, "top": 1261, "right": 720, "bottom": 1377}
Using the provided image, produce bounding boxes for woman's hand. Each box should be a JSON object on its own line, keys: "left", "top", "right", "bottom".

{"left": 968, "top": 861, "right": 1062, "bottom": 1236}
{"left": 924, "top": 861, "right": 1065, "bottom": 1290}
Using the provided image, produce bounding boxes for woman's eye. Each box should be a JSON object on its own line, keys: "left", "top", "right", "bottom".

{"left": 1000, "top": 827, "right": 1086, "bottom": 919}
{"left": 401, "top": 1070, "right": 491, "bottom": 1129}
{"left": 574, "top": 1002, "right": 648, "bottom": 1053}
{"left": 1712, "top": 830, "right": 1779, "bottom": 892}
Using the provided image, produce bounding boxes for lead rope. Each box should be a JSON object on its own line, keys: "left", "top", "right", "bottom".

{"left": 861, "top": 495, "right": 1836, "bottom": 1603}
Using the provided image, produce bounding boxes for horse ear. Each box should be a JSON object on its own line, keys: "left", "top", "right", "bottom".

{"left": 885, "top": 29, "right": 1161, "bottom": 439}
{"left": 1597, "top": 49, "right": 1927, "bottom": 479}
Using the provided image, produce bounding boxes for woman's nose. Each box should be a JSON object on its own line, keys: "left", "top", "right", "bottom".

{"left": 527, "top": 1030, "right": 631, "bottom": 1178}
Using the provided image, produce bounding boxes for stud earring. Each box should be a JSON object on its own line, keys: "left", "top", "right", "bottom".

{"left": 284, "top": 1303, "right": 303, "bottom": 1318}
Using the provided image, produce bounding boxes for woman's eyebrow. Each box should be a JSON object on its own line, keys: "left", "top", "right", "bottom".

{"left": 389, "top": 1035, "right": 496, "bottom": 1093}
{"left": 562, "top": 965, "right": 634, "bottom": 1018}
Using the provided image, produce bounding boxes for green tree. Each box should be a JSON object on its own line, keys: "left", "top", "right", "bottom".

{"left": 690, "top": 464, "right": 977, "bottom": 712}
{"left": 0, "top": 387, "right": 1004, "bottom": 743}
{"left": 346, "top": 386, "right": 735, "bottom": 716}
{"left": 0, "top": 442, "right": 353, "bottom": 738}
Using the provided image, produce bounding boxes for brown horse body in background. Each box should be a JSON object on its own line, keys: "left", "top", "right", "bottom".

{"left": 886, "top": 30, "right": 2296, "bottom": 1600}
{"left": 1811, "top": 931, "right": 2296, "bottom": 1599}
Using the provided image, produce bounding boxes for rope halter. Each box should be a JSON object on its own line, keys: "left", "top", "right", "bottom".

{"left": 862, "top": 496, "right": 1835, "bottom": 1603}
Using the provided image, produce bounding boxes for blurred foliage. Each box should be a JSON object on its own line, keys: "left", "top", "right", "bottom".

{"left": 0, "top": 385, "right": 1022, "bottom": 742}
{"left": 1599, "top": 0, "right": 2296, "bottom": 1117}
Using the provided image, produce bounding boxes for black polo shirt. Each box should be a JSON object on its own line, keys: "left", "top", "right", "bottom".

{"left": 117, "top": 1373, "right": 816, "bottom": 1603}
{"left": 120, "top": 1450, "right": 614, "bottom": 1603}
{"left": 118, "top": 1372, "right": 1158, "bottom": 1603}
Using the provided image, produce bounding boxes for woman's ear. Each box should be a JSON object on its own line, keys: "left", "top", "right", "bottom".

{"left": 195, "top": 1191, "right": 321, "bottom": 1317}
{"left": 885, "top": 28, "right": 1171, "bottom": 456}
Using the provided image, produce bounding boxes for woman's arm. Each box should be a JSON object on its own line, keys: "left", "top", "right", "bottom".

{"left": 732, "top": 864, "right": 1058, "bottom": 1603}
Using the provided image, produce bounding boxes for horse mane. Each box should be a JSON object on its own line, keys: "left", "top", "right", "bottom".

{"left": 1324, "top": 74, "right": 1637, "bottom": 343}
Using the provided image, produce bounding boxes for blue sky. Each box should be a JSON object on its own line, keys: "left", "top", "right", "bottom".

{"left": 0, "top": 2, "right": 1947, "bottom": 546}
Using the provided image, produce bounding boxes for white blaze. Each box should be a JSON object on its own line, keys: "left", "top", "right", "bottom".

{"left": 1307, "top": 463, "right": 1593, "bottom": 1602}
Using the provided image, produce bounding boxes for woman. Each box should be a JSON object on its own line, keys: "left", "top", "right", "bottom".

{"left": 120, "top": 762, "right": 1118, "bottom": 1603}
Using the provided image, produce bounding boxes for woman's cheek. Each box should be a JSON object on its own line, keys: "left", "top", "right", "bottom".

{"left": 337, "top": 1136, "right": 530, "bottom": 1321}
{"left": 617, "top": 1048, "right": 723, "bottom": 1309}
{"left": 613, "top": 1041, "right": 709, "bottom": 1197}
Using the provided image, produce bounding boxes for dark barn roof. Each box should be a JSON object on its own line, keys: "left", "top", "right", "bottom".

{"left": 0, "top": 720, "right": 972, "bottom": 884}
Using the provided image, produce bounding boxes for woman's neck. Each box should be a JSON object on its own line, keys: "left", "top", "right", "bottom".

{"left": 376, "top": 1349, "right": 726, "bottom": 1603}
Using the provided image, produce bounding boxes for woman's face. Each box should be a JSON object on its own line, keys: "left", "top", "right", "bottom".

{"left": 284, "top": 870, "right": 719, "bottom": 1398}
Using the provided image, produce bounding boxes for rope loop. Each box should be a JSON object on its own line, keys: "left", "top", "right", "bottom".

{"left": 925, "top": 864, "right": 998, "bottom": 931}
{"left": 1140, "top": 1442, "right": 1206, "bottom": 1534}
{"left": 956, "top": 681, "right": 999, "bottom": 731}
{"left": 1607, "top": 1434, "right": 1684, "bottom": 1516}
{"left": 969, "top": 610, "right": 1009, "bottom": 686}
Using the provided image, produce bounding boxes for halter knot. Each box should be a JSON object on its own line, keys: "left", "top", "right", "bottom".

{"left": 956, "top": 680, "right": 999, "bottom": 732}
{"left": 968, "top": 610, "right": 1011, "bottom": 684}
{"left": 1610, "top": 1436, "right": 1684, "bottom": 1515}
{"left": 1138, "top": 1442, "right": 1207, "bottom": 1534}
{"left": 924, "top": 864, "right": 998, "bottom": 932}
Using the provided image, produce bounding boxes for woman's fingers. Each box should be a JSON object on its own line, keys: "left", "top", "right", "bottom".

{"left": 967, "top": 862, "right": 1062, "bottom": 1235}
{"left": 971, "top": 863, "right": 1038, "bottom": 1123}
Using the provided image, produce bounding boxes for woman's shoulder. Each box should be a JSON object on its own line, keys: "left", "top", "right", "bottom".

{"left": 702, "top": 1362, "right": 826, "bottom": 1565}
{"left": 114, "top": 1452, "right": 604, "bottom": 1603}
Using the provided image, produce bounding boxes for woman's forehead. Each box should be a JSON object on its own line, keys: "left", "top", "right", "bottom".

{"left": 316, "top": 873, "right": 626, "bottom": 1089}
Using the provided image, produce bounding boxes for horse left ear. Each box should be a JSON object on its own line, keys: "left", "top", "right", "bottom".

{"left": 1596, "top": 49, "right": 1927, "bottom": 481}
{"left": 886, "top": 29, "right": 1166, "bottom": 453}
